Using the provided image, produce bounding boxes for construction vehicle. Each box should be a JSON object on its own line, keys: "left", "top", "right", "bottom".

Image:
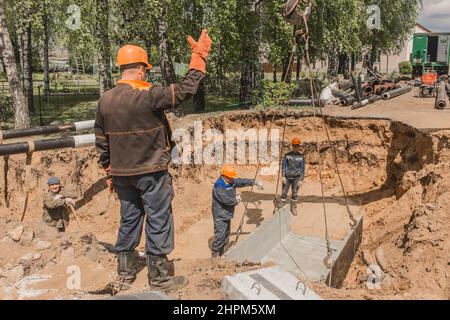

{"left": 412, "top": 33, "right": 450, "bottom": 79}
{"left": 418, "top": 71, "right": 438, "bottom": 97}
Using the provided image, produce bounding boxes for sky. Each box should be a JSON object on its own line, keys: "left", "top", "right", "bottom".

{"left": 417, "top": 0, "right": 450, "bottom": 32}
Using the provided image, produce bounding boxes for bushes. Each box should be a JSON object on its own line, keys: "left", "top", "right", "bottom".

{"left": 399, "top": 61, "right": 412, "bottom": 75}
{"left": 252, "top": 80, "right": 297, "bottom": 108}
{"left": 0, "top": 94, "right": 14, "bottom": 123}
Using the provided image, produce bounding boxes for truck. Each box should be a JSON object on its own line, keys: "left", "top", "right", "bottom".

{"left": 411, "top": 33, "right": 450, "bottom": 78}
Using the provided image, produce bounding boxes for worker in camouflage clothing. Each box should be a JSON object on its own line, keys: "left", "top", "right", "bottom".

{"left": 43, "top": 177, "right": 77, "bottom": 232}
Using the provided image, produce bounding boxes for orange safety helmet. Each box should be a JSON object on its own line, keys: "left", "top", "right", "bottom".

{"left": 221, "top": 165, "right": 238, "bottom": 179}
{"left": 116, "top": 44, "right": 152, "bottom": 69}
{"left": 291, "top": 137, "right": 301, "bottom": 145}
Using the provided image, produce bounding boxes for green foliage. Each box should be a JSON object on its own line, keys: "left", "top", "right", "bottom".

{"left": 252, "top": 80, "right": 297, "bottom": 109}
{"left": 398, "top": 61, "right": 412, "bottom": 74}
{"left": 0, "top": 94, "right": 14, "bottom": 122}
{"left": 362, "top": 0, "right": 422, "bottom": 57}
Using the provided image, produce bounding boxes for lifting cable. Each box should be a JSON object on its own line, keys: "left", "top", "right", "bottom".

{"left": 233, "top": 1, "right": 356, "bottom": 271}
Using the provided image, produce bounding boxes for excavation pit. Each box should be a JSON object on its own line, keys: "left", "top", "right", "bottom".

{"left": 0, "top": 110, "right": 449, "bottom": 300}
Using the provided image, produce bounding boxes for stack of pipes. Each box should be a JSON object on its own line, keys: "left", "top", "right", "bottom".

{"left": 330, "top": 70, "right": 412, "bottom": 110}
{"left": 0, "top": 120, "right": 95, "bottom": 156}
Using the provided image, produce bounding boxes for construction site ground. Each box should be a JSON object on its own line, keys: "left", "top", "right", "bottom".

{"left": 0, "top": 90, "right": 449, "bottom": 300}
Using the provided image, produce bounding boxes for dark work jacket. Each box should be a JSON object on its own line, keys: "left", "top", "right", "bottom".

{"left": 282, "top": 151, "right": 305, "bottom": 180}
{"left": 95, "top": 70, "right": 204, "bottom": 176}
{"left": 212, "top": 177, "right": 255, "bottom": 220}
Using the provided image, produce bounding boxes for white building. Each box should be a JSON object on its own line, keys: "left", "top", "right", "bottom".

{"left": 376, "top": 23, "right": 432, "bottom": 74}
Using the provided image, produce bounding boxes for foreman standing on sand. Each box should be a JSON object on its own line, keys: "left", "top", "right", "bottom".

{"left": 95, "top": 30, "right": 212, "bottom": 292}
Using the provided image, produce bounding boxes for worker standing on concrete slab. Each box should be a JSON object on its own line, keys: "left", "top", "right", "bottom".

{"left": 211, "top": 165, "right": 264, "bottom": 257}
{"left": 94, "top": 30, "right": 212, "bottom": 293}
{"left": 42, "top": 177, "right": 77, "bottom": 232}
{"left": 280, "top": 138, "right": 305, "bottom": 216}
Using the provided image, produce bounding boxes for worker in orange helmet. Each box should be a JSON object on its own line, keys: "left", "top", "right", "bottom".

{"left": 280, "top": 137, "right": 305, "bottom": 216}
{"left": 95, "top": 30, "right": 212, "bottom": 293}
{"left": 211, "top": 165, "right": 264, "bottom": 257}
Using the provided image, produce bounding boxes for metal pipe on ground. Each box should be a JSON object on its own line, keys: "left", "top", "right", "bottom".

{"left": 0, "top": 134, "right": 95, "bottom": 156}
{"left": 382, "top": 86, "right": 412, "bottom": 100}
{"left": 370, "top": 78, "right": 381, "bottom": 86}
{"left": 288, "top": 99, "right": 325, "bottom": 107}
{"left": 364, "top": 86, "right": 374, "bottom": 95}
{"left": 331, "top": 90, "right": 352, "bottom": 100}
{"left": 351, "top": 99, "right": 369, "bottom": 110}
{"left": 352, "top": 76, "right": 362, "bottom": 104}
{"left": 445, "top": 82, "right": 450, "bottom": 94}
{"left": 340, "top": 96, "right": 355, "bottom": 106}
{"left": 436, "top": 81, "right": 448, "bottom": 110}
{"left": 0, "top": 120, "right": 95, "bottom": 141}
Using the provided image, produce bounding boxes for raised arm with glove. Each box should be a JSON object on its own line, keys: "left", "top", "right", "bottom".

{"left": 187, "top": 29, "right": 212, "bottom": 74}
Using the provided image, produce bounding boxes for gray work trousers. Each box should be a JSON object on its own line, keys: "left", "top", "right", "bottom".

{"left": 112, "top": 171, "right": 174, "bottom": 256}
{"left": 211, "top": 218, "right": 231, "bottom": 256}
{"left": 281, "top": 178, "right": 301, "bottom": 201}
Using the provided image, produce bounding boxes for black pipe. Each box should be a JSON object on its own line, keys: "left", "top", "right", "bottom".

{"left": 340, "top": 96, "right": 355, "bottom": 106}
{"left": 369, "top": 95, "right": 382, "bottom": 103}
{"left": 370, "top": 78, "right": 381, "bottom": 86}
{"left": 331, "top": 90, "right": 353, "bottom": 100}
{"left": 382, "top": 86, "right": 412, "bottom": 100}
{"left": 288, "top": 99, "right": 325, "bottom": 107}
{"left": 436, "top": 81, "right": 447, "bottom": 110}
{"left": 364, "top": 86, "right": 374, "bottom": 94}
{"left": 351, "top": 99, "right": 369, "bottom": 110}
{"left": 358, "top": 75, "right": 363, "bottom": 98}
{"left": 0, "top": 134, "right": 94, "bottom": 156}
{"left": 2, "top": 124, "right": 74, "bottom": 140}
{"left": 352, "top": 76, "right": 362, "bottom": 104}
{"left": 0, "top": 120, "right": 94, "bottom": 141}
{"left": 367, "top": 67, "right": 379, "bottom": 80}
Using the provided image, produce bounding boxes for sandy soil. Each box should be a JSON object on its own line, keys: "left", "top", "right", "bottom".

{"left": 0, "top": 109, "right": 449, "bottom": 300}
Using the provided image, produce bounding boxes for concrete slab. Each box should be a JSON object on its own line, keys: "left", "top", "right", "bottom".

{"left": 223, "top": 266, "right": 322, "bottom": 300}
{"left": 262, "top": 233, "right": 343, "bottom": 281}
{"left": 225, "top": 206, "right": 292, "bottom": 263}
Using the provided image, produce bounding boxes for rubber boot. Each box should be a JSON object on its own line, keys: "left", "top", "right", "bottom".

{"left": 147, "top": 255, "right": 188, "bottom": 291}
{"left": 290, "top": 200, "right": 298, "bottom": 216}
{"left": 116, "top": 251, "right": 137, "bottom": 292}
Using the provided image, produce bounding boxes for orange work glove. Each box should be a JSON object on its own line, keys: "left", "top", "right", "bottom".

{"left": 187, "top": 29, "right": 212, "bottom": 74}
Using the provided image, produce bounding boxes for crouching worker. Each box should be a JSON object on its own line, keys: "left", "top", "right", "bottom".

{"left": 43, "top": 177, "right": 77, "bottom": 231}
{"left": 281, "top": 137, "right": 305, "bottom": 216}
{"left": 211, "top": 165, "right": 264, "bottom": 257}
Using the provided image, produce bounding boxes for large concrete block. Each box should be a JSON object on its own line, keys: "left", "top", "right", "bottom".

{"left": 223, "top": 266, "right": 321, "bottom": 300}
{"left": 225, "top": 206, "right": 292, "bottom": 262}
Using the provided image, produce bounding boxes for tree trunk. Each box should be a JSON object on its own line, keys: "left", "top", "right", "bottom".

{"left": 238, "top": 0, "right": 259, "bottom": 105}
{"left": 0, "top": 0, "right": 29, "bottom": 128}
{"left": 327, "top": 47, "right": 338, "bottom": 78}
{"left": 193, "top": 81, "right": 205, "bottom": 113}
{"left": 296, "top": 56, "right": 301, "bottom": 81}
{"left": 43, "top": 11, "right": 50, "bottom": 95}
{"left": 351, "top": 52, "right": 356, "bottom": 73}
{"left": 273, "top": 65, "right": 277, "bottom": 83}
{"left": 96, "top": 0, "right": 112, "bottom": 95}
{"left": 338, "top": 52, "right": 349, "bottom": 77}
{"left": 370, "top": 44, "right": 378, "bottom": 69}
{"left": 158, "top": 0, "right": 176, "bottom": 86}
{"left": 25, "top": 22, "right": 33, "bottom": 113}
{"left": 281, "top": 56, "right": 293, "bottom": 83}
